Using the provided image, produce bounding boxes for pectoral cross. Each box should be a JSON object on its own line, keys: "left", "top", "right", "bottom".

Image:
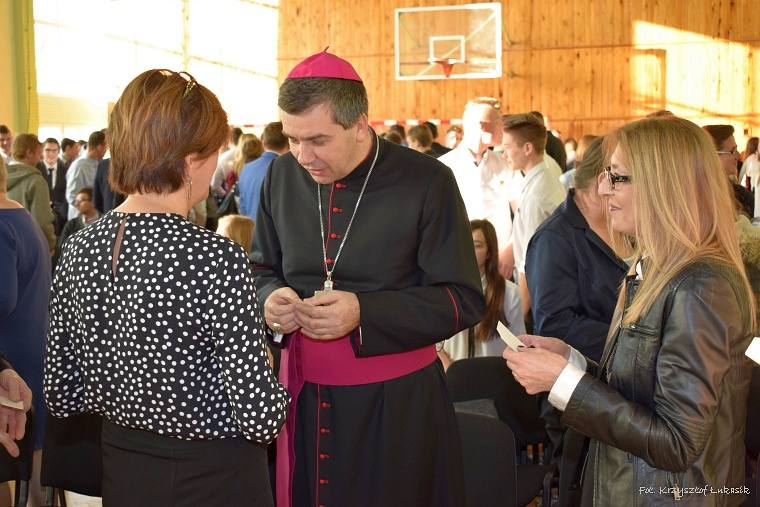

{"left": 314, "top": 276, "right": 333, "bottom": 297}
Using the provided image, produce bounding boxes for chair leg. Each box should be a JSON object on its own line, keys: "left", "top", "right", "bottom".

{"left": 44, "top": 486, "right": 56, "bottom": 506}
{"left": 14, "top": 480, "right": 28, "bottom": 507}
{"left": 58, "top": 488, "right": 68, "bottom": 507}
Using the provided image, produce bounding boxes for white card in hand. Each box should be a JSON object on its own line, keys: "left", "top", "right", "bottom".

{"left": 0, "top": 395, "right": 23, "bottom": 411}
{"left": 746, "top": 337, "right": 760, "bottom": 365}
{"left": 496, "top": 322, "right": 526, "bottom": 351}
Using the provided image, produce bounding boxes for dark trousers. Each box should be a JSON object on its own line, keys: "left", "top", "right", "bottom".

{"left": 101, "top": 420, "right": 273, "bottom": 507}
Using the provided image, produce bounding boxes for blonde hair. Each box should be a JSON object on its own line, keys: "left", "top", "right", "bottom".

{"left": 217, "top": 214, "right": 255, "bottom": 254}
{"left": 605, "top": 117, "right": 756, "bottom": 328}
{"left": 232, "top": 134, "right": 264, "bottom": 175}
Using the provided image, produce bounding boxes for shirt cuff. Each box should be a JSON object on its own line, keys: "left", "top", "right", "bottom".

{"left": 548, "top": 361, "right": 586, "bottom": 412}
{"left": 567, "top": 346, "right": 587, "bottom": 370}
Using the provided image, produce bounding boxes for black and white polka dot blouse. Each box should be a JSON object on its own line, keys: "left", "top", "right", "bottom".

{"left": 44, "top": 212, "right": 289, "bottom": 444}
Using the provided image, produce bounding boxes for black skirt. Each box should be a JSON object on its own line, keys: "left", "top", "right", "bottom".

{"left": 101, "top": 420, "right": 273, "bottom": 507}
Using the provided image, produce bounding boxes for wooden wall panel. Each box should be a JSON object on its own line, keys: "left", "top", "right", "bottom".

{"left": 279, "top": 0, "right": 760, "bottom": 142}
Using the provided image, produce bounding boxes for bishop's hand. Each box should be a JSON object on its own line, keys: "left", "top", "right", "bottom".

{"left": 264, "top": 287, "right": 302, "bottom": 335}
{"left": 294, "top": 290, "right": 360, "bottom": 340}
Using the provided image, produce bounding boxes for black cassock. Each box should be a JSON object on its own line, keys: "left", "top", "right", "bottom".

{"left": 252, "top": 135, "right": 484, "bottom": 507}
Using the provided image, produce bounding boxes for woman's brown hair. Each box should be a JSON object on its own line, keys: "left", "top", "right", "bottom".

{"left": 108, "top": 69, "right": 229, "bottom": 195}
{"left": 470, "top": 219, "right": 506, "bottom": 342}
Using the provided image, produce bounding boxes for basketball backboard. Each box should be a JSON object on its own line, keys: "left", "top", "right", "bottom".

{"left": 394, "top": 3, "right": 502, "bottom": 81}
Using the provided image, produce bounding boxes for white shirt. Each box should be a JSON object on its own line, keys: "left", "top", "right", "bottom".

{"left": 740, "top": 153, "right": 757, "bottom": 185}
{"left": 745, "top": 155, "right": 760, "bottom": 218}
{"left": 512, "top": 160, "right": 566, "bottom": 273}
{"left": 43, "top": 162, "right": 57, "bottom": 185}
{"left": 439, "top": 146, "right": 520, "bottom": 249}
{"left": 211, "top": 148, "right": 236, "bottom": 195}
{"left": 65, "top": 157, "right": 99, "bottom": 219}
{"left": 442, "top": 276, "right": 525, "bottom": 361}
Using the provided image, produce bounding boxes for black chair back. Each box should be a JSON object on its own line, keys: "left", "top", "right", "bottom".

{"left": 40, "top": 414, "right": 103, "bottom": 497}
{"left": 457, "top": 412, "right": 517, "bottom": 507}
{"left": 446, "top": 357, "right": 548, "bottom": 450}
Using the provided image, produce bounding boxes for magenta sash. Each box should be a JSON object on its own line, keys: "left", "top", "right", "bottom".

{"left": 275, "top": 330, "right": 437, "bottom": 507}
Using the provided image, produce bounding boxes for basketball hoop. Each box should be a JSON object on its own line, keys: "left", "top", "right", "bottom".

{"left": 430, "top": 58, "right": 458, "bottom": 78}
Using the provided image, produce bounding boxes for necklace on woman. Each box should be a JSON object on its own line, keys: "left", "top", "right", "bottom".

{"left": 315, "top": 132, "right": 380, "bottom": 296}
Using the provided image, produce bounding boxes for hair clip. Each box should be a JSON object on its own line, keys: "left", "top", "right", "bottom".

{"left": 182, "top": 80, "right": 197, "bottom": 99}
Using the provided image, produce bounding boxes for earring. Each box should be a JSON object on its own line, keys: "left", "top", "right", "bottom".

{"left": 186, "top": 178, "right": 193, "bottom": 209}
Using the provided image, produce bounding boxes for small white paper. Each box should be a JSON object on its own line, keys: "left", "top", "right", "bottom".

{"left": 496, "top": 322, "right": 526, "bottom": 351}
{"left": 746, "top": 337, "right": 760, "bottom": 365}
{"left": 0, "top": 395, "right": 23, "bottom": 411}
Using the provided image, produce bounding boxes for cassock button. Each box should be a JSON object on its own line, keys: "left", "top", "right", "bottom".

{"left": 332, "top": 207, "right": 343, "bottom": 213}
{"left": 319, "top": 479, "right": 329, "bottom": 485}
{"left": 335, "top": 182, "right": 347, "bottom": 189}
{"left": 329, "top": 233, "right": 340, "bottom": 239}
{"left": 325, "top": 258, "right": 335, "bottom": 265}
{"left": 320, "top": 401, "right": 331, "bottom": 409}
{"left": 320, "top": 427, "right": 331, "bottom": 434}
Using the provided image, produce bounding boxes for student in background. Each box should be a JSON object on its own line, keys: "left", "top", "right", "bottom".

{"left": 439, "top": 219, "right": 524, "bottom": 369}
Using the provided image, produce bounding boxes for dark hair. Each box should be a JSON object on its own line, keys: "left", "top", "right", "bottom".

{"left": 88, "top": 130, "right": 106, "bottom": 148}
{"left": 278, "top": 78, "right": 368, "bottom": 129}
{"left": 388, "top": 124, "right": 406, "bottom": 138}
{"left": 75, "top": 187, "right": 93, "bottom": 200}
{"left": 470, "top": 219, "right": 506, "bottom": 342}
{"left": 261, "top": 121, "right": 288, "bottom": 150}
{"left": 43, "top": 137, "right": 60, "bottom": 147}
{"left": 0, "top": 125, "right": 10, "bottom": 135}
{"left": 573, "top": 137, "right": 605, "bottom": 191}
{"left": 503, "top": 113, "right": 547, "bottom": 153}
{"left": 702, "top": 124, "right": 735, "bottom": 150}
{"left": 383, "top": 131, "right": 403, "bottom": 144}
{"left": 230, "top": 127, "right": 243, "bottom": 146}
{"left": 407, "top": 125, "right": 433, "bottom": 148}
{"left": 109, "top": 69, "right": 229, "bottom": 195}
{"left": 744, "top": 137, "right": 759, "bottom": 158}
{"left": 423, "top": 121, "right": 438, "bottom": 139}
{"left": 61, "top": 138, "right": 76, "bottom": 151}
{"left": 529, "top": 111, "right": 545, "bottom": 126}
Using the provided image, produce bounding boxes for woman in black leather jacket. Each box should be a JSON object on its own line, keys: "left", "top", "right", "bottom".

{"left": 505, "top": 117, "right": 756, "bottom": 506}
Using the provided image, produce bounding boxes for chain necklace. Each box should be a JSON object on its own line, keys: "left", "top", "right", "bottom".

{"left": 316, "top": 131, "right": 380, "bottom": 295}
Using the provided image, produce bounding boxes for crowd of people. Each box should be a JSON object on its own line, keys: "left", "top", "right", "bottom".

{"left": 0, "top": 48, "right": 758, "bottom": 506}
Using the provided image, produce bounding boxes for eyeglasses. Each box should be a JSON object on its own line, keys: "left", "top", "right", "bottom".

{"left": 716, "top": 147, "right": 739, "bottom": 157}
{"left": 74, "top": 197, "right": 91, "bottom": 204}
{"left": 602, "top": 166, "right": 631, "bottom": 190}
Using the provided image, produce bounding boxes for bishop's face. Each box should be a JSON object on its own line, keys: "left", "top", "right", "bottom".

{"left": 280, "top": 103, "right": 370, "bottom": 184}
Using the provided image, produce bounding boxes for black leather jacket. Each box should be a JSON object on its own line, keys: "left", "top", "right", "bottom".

{"left": 562, "top": 261, "right": 754, "bottom": 506}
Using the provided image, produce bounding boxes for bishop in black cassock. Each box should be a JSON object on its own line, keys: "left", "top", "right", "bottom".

{"left": 252, "top": 50, "right": 484, "bottom": 507}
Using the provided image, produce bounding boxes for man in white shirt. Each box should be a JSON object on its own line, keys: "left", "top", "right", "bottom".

{"left": 439, "top": 97, "right": 520, "bottom": 276}
{"left": 211, "top": 126, "right": 243, "bottom": 196}
{"left": 502, "top": 113, "right": 566, "bottom": 319}
{"left": 65, "top": 130, "right": 107, "bottom": 219}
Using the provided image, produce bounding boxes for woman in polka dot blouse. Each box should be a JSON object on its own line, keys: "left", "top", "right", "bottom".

{"left": 44, "top": 69, "right": 289, "bottom": 507}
